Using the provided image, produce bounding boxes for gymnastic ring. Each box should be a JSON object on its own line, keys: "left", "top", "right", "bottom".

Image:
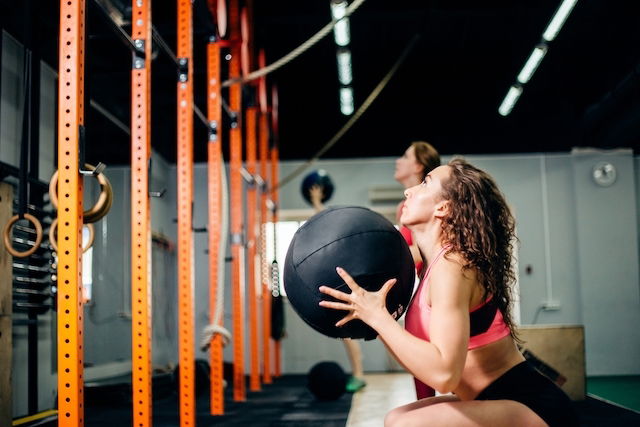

{"left": 83, "top": 173, "right": 113, "bottom": 223}
{"left": 48, "top": 218, "right": 95, "bottom": 254}
{"left": 83, "top": 175, "right": 114, "bottom": 224}
{"left": 3, "top": 213, "right": 44, "bottom": 258}
{"left": 49, "top": 164, "right": 113, "bottom": 223}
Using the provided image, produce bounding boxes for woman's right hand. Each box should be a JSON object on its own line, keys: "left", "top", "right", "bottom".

{"left": 319, "top": 267, "right": 397, "bottom": 330}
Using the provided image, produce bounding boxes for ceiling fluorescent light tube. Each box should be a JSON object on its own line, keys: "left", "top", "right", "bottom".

{"left": 498, "top": 85, "right": 523, "bottom": 117}
{"left": 333, "top": 18, "right": 351, "bottom": 46}
{"left": 330, "top": 0, "right": 347, "bottom": 20}
{"left": 337, "top": 49, "right": 353, "bottom": 85}
{"left": 340, "top": 86, "right": 354, "bottom": 115}
{"left": 517, "top": 44, "right": 548, "bottom": 84}
{"left": 542, "top": 0, "right": 579, "bottom": 42}
{"left": 331, "top": 0, "right": 350, "bottom": 46}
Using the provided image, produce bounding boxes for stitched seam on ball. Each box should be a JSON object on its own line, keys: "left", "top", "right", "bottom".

{"left": 295, "top": 229, "right": 399, "bottom": 267}
{"left": 302, "top": 206, "right": 371, "bottom": 228}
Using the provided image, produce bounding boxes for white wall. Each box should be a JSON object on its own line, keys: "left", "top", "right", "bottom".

{"left": 275, "top": 151, "right": 640, "bottom": 376}
{"left": 571, "top": 149, "right": 640, "bottom": 375}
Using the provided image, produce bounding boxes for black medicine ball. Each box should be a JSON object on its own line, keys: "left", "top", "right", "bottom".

{"left": 307, "top": 361, "right": 347, "bottom": 401}
{"left": 283, "top": 206, "right": 415, "bottom": 340}
{"left": 301, "top": 169, "right": 334, "bottom": 205}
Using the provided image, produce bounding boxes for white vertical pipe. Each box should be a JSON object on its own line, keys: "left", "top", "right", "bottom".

{"left": 539, "top": 155, "right": 554, "bottom": 303}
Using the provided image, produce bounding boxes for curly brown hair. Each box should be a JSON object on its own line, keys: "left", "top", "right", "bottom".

{"left": 439, "top": 158, "right": 519, "bottom": 340}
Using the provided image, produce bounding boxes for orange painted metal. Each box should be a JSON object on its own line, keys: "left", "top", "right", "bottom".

{"left": 245, "top": 106, "right": 261, "bottom": 391}
{"left": 259, "top": 111, "right": 272, "bottom": 385}
{"left": 206, "top": 40, "right": 225, "bottom": 415}
{"left": 177, "top": 0, "right": 196, "bottom": 424}
{"left": 270, "top": 144, "right": 281, "bottom": 378}
{"left": 130, "top": 1, "right": 153, "bottom": 426}
{"left": 228, "top": 0, "right": 246, "bottom": 402}
{"left": 57, "top": 0, "right": 86, "bottom": 425}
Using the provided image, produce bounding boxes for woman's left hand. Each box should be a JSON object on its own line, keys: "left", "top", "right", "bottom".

{"left": 319, "top": 267, "right": 397, "bottom": 328}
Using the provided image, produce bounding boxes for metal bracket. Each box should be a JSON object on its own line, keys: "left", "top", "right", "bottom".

{"left": 147, "top": 157, "right": 166, "bottom": 197}
{"left": 240, "top": 167, "right": 255, "bottom": 186}
{"left": 80, "top": 162, "right": 106, "bottom": 176}
{"left": 230, "top": 111, "right": 239, "bottom": 129}
{"left": 230, "top": 232, "right": 244, "bottom": 245}
{"left": 78, "top": 124, "right": 86, "bottom": 168}
{"left": 208, "top": 120, "right": 218, "bottom": 142}
{"left": 77, "top": 125, "right": 107, "bottom": 176}
{"left": 178, "top": 57, "right": 189, "bottom": 82}
{"left": 266, "top": 199, "right": 277, "bottom": 213}
{"left": 254, "top": 174, "right": 267, "bottom": 192}
{"left": 133, "top": 39, "right": 146, "bottom": 69}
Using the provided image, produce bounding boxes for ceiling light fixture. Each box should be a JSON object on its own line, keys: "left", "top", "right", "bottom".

{"left": 498, "top": 85, "right": 523, "bottom": 117}
{"left": 517, "top": 44, "right": 548, "bottom": 84}
{"left": 331, "top": 0, "right": 351, "bottom": 46}
{"left": 330, "top": 0, "right": 347, "bottom": 19}
{"left": 498, "top": 0, "right": 579, "bottom": 116}
{"left": 340, "top": 87, "right": 354, "bottom": 115}
{"left": 331, "top": 1, "right": 354, "bottom": 115}
{"left": 542, "top": 0, "right": 579, "bottom": 42}
{"left": 336, "top": 48, "right": 353, "bottom": 85}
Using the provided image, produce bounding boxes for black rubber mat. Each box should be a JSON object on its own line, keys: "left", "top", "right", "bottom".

{"left": 84, "top": 374, "right": 353, "bottom": 426}
{"left": 27, "top": 375, "right": 640, "bottom": 426}
{"left": 575, "top": 395, "right": 640, "bottom": 427}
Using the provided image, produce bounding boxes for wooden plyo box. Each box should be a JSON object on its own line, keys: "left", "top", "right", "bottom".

{"left": 518, "top": 324, "right": 585, "bottom": 401}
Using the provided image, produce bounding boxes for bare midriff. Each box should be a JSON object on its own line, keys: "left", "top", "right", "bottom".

{"left": 453, "top": 335, "right": 525, "bottom": 400}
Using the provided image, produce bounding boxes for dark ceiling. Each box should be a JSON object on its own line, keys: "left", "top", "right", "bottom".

{"left": 2, "top": 0, "right": 640, "bottom": 166}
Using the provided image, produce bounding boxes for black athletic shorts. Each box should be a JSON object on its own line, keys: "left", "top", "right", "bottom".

{"left": 475, "top": 361, "right": 579, "bottom": 427}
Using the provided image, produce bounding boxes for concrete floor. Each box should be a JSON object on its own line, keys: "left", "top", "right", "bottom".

{"left": 347, "top": 373, "right": 416, "bottom": 427}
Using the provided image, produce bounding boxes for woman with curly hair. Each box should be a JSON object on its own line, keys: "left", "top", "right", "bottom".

{"left": 319, "top": 159, "right": 577, "bottom": 426}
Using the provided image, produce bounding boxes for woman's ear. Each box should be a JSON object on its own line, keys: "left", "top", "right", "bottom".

{"left": 434, "top": 200, "right": 449, "bottom": 219}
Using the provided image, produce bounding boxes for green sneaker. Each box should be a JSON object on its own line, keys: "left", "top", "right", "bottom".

{"left": 345, "top": 376, "right": 367, "bottom": 393}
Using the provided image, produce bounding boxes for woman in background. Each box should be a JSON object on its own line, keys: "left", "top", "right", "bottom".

{"left": 394, "top": 141, "right": 440, "bottom": 275}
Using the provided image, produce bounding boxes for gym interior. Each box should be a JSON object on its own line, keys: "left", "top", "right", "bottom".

{"left": 1, "top": 1, "right": 640, "bottom": 426}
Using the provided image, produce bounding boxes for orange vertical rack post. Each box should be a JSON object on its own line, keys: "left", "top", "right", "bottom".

{"left": 57, "top": 0, "right": 86, "bottom": 425}
{"left": 228, "top": 0, "right": 246, "bottom": 402}
{"left": 270, "top": 144, "right": 281, "bottom": 378}
{"left": 176, "top": 0, "right": 196, "bottom": 425}
{"left": 206, "top": 39, "right": 225, "bottom": 415}
{"left": 257, "top": 52, "right": 272, "bottom": 385}
{"left": 245, "top": 105, "right": 260, "bottom": 391}
{"left": 130, "top": 0, "right": 153, "bottom": 426}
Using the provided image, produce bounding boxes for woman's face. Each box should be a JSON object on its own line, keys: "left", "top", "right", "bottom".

{"left": 400, "top": 165, "right": 450, "bottom": 226}
{"left": 394, "top": 146, "right": 422, "bottom": 183}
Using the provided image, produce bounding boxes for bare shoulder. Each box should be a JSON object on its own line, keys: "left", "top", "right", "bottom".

{"left": 431, "top": 251, "right": 470, "bottom": 280}
{"left": 428, "top": 252, "right": 475, "bottom": 305}
{"left": 441, "top": 251, "right": 479, "bottom": 283}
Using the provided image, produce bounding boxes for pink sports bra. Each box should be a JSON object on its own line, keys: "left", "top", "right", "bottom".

{"left": 405, "top": 245, "right": 510, "bottom": 351}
